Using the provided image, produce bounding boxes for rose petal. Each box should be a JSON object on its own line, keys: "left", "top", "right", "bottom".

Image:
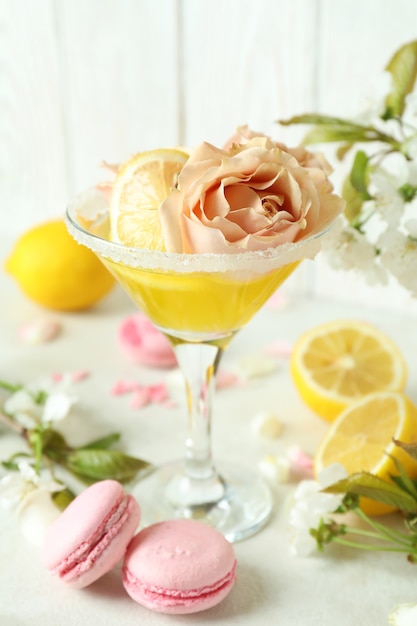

{"left": 129, "top": 388, "right": 151, "bottom": 409}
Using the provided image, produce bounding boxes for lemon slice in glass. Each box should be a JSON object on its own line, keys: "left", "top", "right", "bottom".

{"left": 110, "top": 148, "right": 189, "bottom": 250}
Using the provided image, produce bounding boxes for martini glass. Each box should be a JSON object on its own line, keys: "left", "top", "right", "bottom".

{"left": 66, "top": 188, "right": 326, "bottom": 542}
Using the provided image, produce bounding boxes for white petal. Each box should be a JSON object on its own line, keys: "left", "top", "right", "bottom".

{"left": 0, "top": 473, "right": 27, "bottom": 508}
{"left": 318, "top": 463, "right": 348, "bottom": 488}
{"left": 17, "top": 490, "right": 61, "bottom": 547}
{"left": 4, "top": 389, "right": 38, "bottom": 416}
{"left": 42, "top": 393, "right": 76, "bottom": 423}
{"left": 17, "top": 461, "right": 38, "bottom": 483}
{"left": 389, "top": 604, "right": 417, "bottom": 626}
{"left": 289, "top": 529, "right": 317, "bottom": 557}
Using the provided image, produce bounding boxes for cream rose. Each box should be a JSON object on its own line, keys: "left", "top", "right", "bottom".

{"left": 159, "top": 136, "right": 345, "bottom": 254}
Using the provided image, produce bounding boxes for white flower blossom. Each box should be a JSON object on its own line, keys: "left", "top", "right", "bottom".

{"left": 354, "top": 71, "right": 392, "bottom": 125}
{"left": 389, "top": 603, "right": 417, "bottom": 626}
{"left": 370, "top": 163, "right": 407, "bottom": 228}
{"left": 4, "top": 375, "right": 77, "bottom": 428}
{"left": 18, "top": 489, "right": 61, "bottom": 547}
{"left": 379, "top": 230, "right": 417, "bottom": 298}
{"left": 4, "top": 389, "right": 43, "bottom": 428}
{"left": 288, "top": 463, "right": 348, "bottom": 556}
{"left": 0, "top": 461, "right": 64, "bottom": 511}
{"left": 324, "top": 223, "right": 388, "bottom": 286}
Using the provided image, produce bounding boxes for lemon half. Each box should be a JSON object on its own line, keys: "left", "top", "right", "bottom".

{"left": 290, "top": 320, "right": 407, "bottom": 422}
{"left": 314, "top": 391, "right": 417, "bottom": 515}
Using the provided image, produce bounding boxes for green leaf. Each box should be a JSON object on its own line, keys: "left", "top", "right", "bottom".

{"left": 393, "top": 439, "right": 417, "bottom": 462}
{"left": 65, "top": 449, "right": 153, "bottom": 483}
{"left": 1, "top": 460, "right": 20, "bottom": 471}
{"left": 301, "top": 126, "right": 376, "bottom": 146}
{"left": 384, "top": 40, "right": 417, "bottom": 119}
{"left": 278, "top": 114, "right": 361, "bottom": 127}
{"left": 52, "top": 487, "right": 76, "bottom": 511}
{"left": 0, "top": 380, "right": 22, "bottom": 393}
{"left": 388, "top": 454, "right": 417, "bottom": 499}
{"left": 79, "top": 432, "right": 121, "bottom": 450}
{"left": 40, "top": 428, "right": 72, "bottom": 465}
{"left": 278, "top": 114, "right": 384, "bottom": 145}
{"left": 342, "top": 176, "right": 365, "bottom": 223}
{"left": 323, "top": 472, "right": 417, "bottom": 513}
{"left": 350, "top": 150, "right": 372, "bottom": 200}
{"left": 336, "top": 143, "right": 355, "bottom": 161}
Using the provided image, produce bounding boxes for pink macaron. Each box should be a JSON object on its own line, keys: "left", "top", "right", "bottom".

{"left": 122, "top": 519, "right": 237, "bottom": 614}
{"left": 42, "top": 480, "right": 140, "bottom": 589}
{"left": 118, "top": 313, "right": 177, "bottom": 368}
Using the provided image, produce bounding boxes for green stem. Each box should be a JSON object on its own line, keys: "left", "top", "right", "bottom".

{"left": 0, "top": 411, "right": 25, "bottom": 436}
{"left": 334, "top": 537, "right": 414, "bottom": 554}
{"left": 0, "top": 380, "right": 21, "bottom": 393}
{"left": 355, "top": 508, "right": 416, "bottom": 547}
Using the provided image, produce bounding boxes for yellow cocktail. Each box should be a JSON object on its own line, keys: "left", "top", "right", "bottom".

{"left": 103, "top": 257, "right": 298, "bottom": 345}
{"left": 66, "top": 187, "right": 328, "bottom": 542}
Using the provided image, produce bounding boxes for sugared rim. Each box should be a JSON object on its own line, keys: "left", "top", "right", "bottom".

{"left": 65, "top": 187, "right": 332, "bottom": 274}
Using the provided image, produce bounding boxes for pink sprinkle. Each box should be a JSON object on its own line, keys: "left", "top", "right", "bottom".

{"left": 264, "top": 340, "right": 293, "bottom": 358}
{"left": 162, "top": 399, "right": 177, "bottom": 409}
{"left": 148, "top": 383, "right": 169, "bottom": 403}
{"left": 265, "top": 290, "right": 289, "bottom": 310}
{"left": 216, "top": 368, "right": 241, "bottom": 389}
{"left": 71, "top": 370, "right": 90, "bottom": 382}
{"left": 287, "top": 446, "right": 314, "bottom": 478}
{"left": 51, "top": 373, "right": 63, "bottom": 382}
{"left": 129, "top": 388, "right": 151, "bottom": 409}
{"left": 110, "top": 380, "right": 139, "bottom": 396}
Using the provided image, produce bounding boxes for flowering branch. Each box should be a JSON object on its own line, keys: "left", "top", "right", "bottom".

{"left": 278, "top": 39, "right": 417, "bottom": 297}
{"left": 289, "top": 442, "right": 417, "bottom": 562}
{"left": 0, "top": 377, "right": 153, "bottom": 514}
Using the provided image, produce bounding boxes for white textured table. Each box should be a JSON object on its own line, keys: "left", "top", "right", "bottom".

{"left": 1, "top": 260, "right": 417, "bottom": 626}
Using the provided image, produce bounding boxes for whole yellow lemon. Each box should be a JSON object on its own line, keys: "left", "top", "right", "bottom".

{"left": 5, "top": 219, "right": 115, "bottom": 311}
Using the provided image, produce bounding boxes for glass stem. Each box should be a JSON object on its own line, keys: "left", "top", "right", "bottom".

{"left": 173, "top": 342, "right": 222, "bottom": 482}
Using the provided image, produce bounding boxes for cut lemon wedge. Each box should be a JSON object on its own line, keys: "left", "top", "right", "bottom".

{"left": 314, "top": 391, "right": 417, "bottom": 515}
{"left": 290, "top": 320, "right": 407, "bottom": 422}
{"left": 110, "top": 148, "right": 189, "bottom": 250}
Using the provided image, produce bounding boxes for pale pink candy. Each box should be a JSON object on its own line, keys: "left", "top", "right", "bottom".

{"left": 159, "top": 135, "right": 344, "bottom": 254}
{"left": 264, "top": 339, "right": 293, "bottom": 358}
{"left": 51, "top": 373, "right": 63, "bottom": 383}
{"left": 265, "top": 290, "right": 289, "bottom": 310}
{"left": 19, "top": 318, "right": 61, "bottom": 345}
{"left": 215, "top": 368, "right": 242, "bottom": 389}
{"left": 287, "top": 446, "right": 314, "bottom": 479}
{"left": 71, "top": 370, "right": 90, "bottom": 383}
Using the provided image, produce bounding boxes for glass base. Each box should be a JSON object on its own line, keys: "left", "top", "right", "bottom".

{"left": 130, "top": 460, "right": 273, "bottom": 543}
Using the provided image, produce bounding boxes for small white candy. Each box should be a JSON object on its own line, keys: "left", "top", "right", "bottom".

{"left": 252, "top": 412, "right": 283, "bottom": 439}
{"left": 389, "top": 604, "right": 417, "bottom": 626}
{"left": 237, "top": 354, "right": 277, "bottom": 379}
{"left": 259, "top": 454, "right": 291, "bottom": 484}
{"left": 19, "top": 318, "right": 62, "bottom": 345}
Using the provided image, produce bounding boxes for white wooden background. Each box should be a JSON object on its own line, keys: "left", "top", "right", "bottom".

{"left": 1, "top": 0, "right": 417, "bottom": 311}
